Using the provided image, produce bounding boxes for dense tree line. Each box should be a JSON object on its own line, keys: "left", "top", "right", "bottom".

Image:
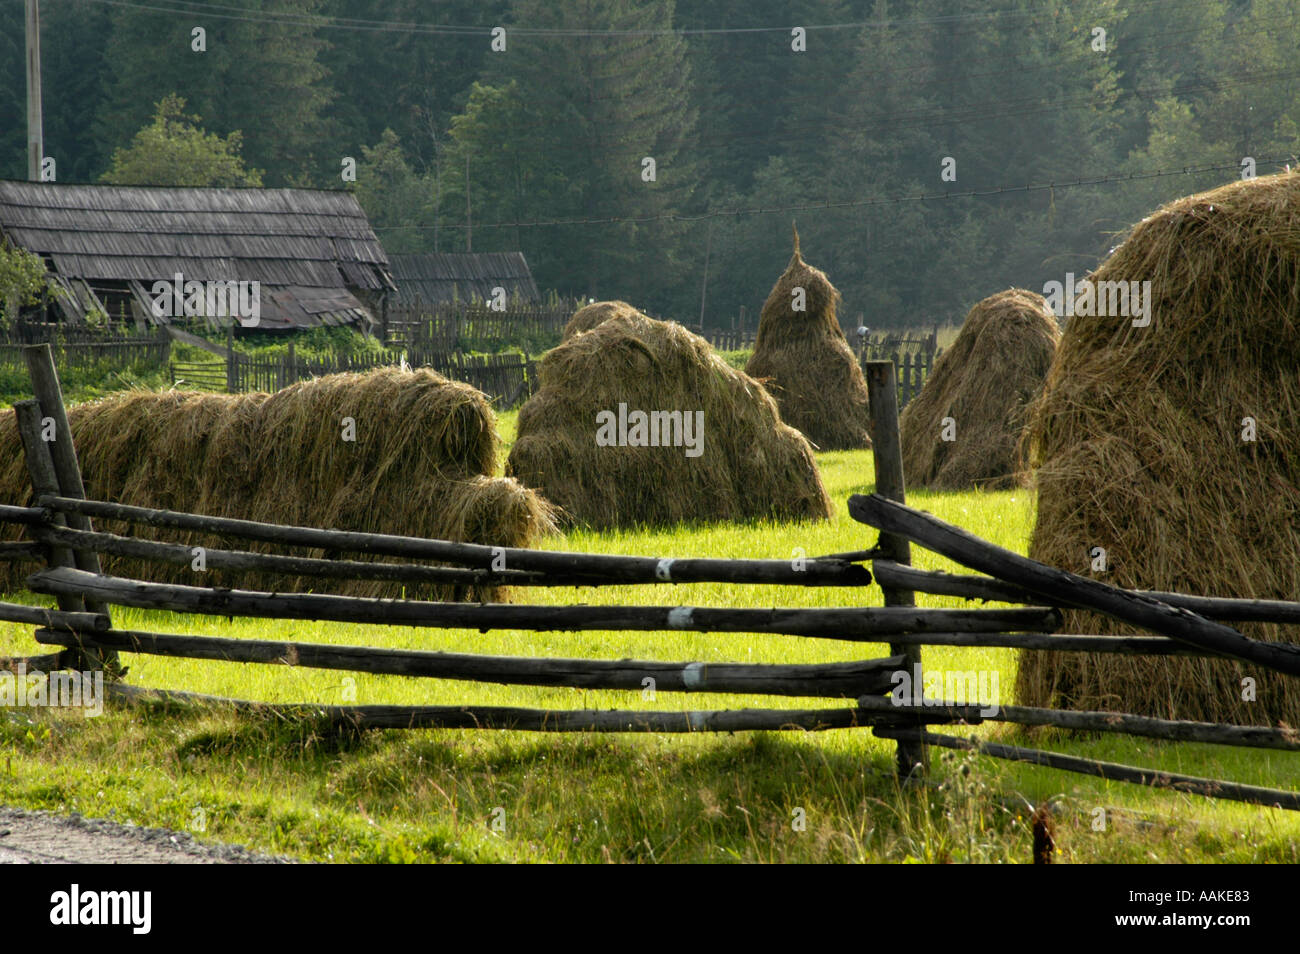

{"left": 1, "top": 0, "right": 1298, "bottom": 327}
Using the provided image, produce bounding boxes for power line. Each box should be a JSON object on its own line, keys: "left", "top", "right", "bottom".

{"left": 75, "top": 0, "right": 1229, "bottom": 39}
{"left": 373, "top": 157, "right": 1293, "bottom": 233}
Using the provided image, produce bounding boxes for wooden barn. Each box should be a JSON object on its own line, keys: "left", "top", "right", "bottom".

{"left": 388, "top": 252, "right": 540, "bottom": 306}
{"left": 0, "top": 180, "right": 395, "bottom": 331}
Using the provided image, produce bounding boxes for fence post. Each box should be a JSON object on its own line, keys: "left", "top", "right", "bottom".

{"left": 21, "top": 346, "right": 119, "bottom": 672}
{"left": 864, "top": 359, "right": 927, "bottom": 780}
{"left": 225, "top": 324, "right": 236, "bottom": 392}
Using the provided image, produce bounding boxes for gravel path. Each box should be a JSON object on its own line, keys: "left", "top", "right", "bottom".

{"left": 0, "top": 807, "right": 296, "bottom": 864}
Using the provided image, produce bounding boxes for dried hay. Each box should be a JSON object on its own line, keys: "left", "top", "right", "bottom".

{"left": 744, "top": 229, "right": 871, "bottom": 450}
{"left": 507, "top": 307, "right": 833, "bottom": 529}
{"left": 899, "top": 289, "right": 1059, "bottom": 489}
{"left": 0, "top": 367, "right": 555, "bottom": 599}
{"left": 562, "top": 300, "right": 641, "bottom": 340}
{"left": 1017, "top": 171, "right": 1300, "bottom": 726}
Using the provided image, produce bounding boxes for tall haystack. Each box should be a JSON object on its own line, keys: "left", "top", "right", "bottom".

{"left": 744, "top": 229, "right": 871, "bottom": 450}
{"left": 899, "top": 289, "right": 1059, "bottom": 489}
{"left": 507, "top": 307, "right": 833, "bottom": 529}
{"left": 1018, "top": 171, "right": 1300, "bottom": 726}
{"left": 0, "top": 368, "right": 555, "bottom": 599}
{"left": 563, "top": 300, "right": 640, "bottom": 340}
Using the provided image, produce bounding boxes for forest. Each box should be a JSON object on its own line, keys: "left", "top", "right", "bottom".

{"left": 2, "top": 0, "right": 1296, "bottom": 328}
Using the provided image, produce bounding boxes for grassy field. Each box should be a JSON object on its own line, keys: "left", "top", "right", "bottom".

{"left": 0, "top": 408, "right": 1296, "bottom": 863}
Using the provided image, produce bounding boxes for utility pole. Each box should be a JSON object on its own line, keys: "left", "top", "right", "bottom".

{"left": 25, "top": 0, "right": 44, "bottom": 181}
{"left": 465, "top": 154, "right": 472, "bottom": 253}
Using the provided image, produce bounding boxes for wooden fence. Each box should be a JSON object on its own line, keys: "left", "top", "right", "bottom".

{"left": 3, "top": 345, "right": 1299, "bottom": 821}
{"left": 170, "top": 347, "right": 538, "bottom": 409}
{"left": 386, "top": 300, "right": 580, "bottom": 351}
{"left": 0, "top": 329, "right": 170, "bottom": 375}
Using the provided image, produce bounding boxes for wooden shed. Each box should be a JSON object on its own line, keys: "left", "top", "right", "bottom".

{"left": 388, "top": 252, "right": 540, "bottom": 306}
{"left": 0, "top": 180, "right": 395, "bottom": 331}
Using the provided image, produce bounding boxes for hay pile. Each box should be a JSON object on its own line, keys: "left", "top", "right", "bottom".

{"left": 563, "top": 300, "right": 640, "bottom": 340}
{"left": 744, "top": 230, "right": 871, "bottom": 450}
{"left": 899, "top": 289, "right": 1059, "bottom": 489}
{"left": 1018, "top": 171, "right": 1300, "bottom": 726}
{"left": 0, "top": 367, "right": 555, "bottom": 599}
{"left": 506, "top": 307, "right": 833, "bottom": 529}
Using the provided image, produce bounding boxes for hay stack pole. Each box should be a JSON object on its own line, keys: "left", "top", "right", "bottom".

{"left": 743, "top": 227, "right": 872, "bottom": 450}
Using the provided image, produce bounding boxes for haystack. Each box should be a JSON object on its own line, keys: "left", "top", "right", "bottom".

{"left": 744, "top": 230, "right": 872, "bottom": 450}
{"left": 0, "top": 368, "right": 555, "bottom": 599}
{"left": 899, "top": 289, "right": 1059, "bottom": 489}
{"left": 1018, "top": 171, "right": 1300, "bottom": 726}
{"left": 563, "top": 300, "right": 640, "bottom": 340}
{"left": 507, "top": 307, "right": 833, "bottom": 529}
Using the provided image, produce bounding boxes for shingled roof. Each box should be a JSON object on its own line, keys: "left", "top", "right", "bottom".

{"left": 389, "top": 252, "right": 539, "bottom": 306}
{"left": 0, "top": 180, "right": 395, "bottom": 330}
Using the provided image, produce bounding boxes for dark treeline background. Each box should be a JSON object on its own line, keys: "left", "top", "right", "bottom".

{"left": 1, "top": 0, "right": 1297, "bottom": 328}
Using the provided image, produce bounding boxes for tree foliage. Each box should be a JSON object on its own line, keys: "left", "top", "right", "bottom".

{"left": 100, "top": 95, "right": 263, "bottom": 188}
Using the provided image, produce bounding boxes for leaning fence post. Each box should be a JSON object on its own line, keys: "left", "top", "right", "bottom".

{"left": 21, "top": 346, "right": 119, "bottom": 672}
{"left": 864, "top": 359, "right": 928, "bottom": 779}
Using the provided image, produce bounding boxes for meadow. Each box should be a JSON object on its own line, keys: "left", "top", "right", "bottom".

{"left": 0, "top": 408, "right": 1296, "bottom": 863}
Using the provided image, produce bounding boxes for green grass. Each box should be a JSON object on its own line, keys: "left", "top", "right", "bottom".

{"left": 0, "top": 410, "right": 1296, "bottom": 863}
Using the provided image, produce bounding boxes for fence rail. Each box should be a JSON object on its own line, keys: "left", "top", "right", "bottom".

{"left": 3, "top": 344, "right": 1299, "bottom": 828}
{"left": 386, "top": 299, "right": 581, "bottom": 351}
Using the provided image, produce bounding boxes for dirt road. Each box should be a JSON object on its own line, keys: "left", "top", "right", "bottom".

{"left": 0, "top": 807, "right": 294, "bottom": 864}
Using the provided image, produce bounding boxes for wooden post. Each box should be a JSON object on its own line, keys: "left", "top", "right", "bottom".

{"left": 225, "top": 324, "right": 236, "bottom": 392}
{"left": 864, "top": 359, "right": 927, "bottom": 778}
{"left": 15, "top": 400, "right": 94, "bottom": 671}
{"left": 20, "top": 347, "right": 118, "bottom": 671}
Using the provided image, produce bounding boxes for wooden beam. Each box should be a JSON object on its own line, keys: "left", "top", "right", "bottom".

{"left": 28, "top": 567, "right": 1060, "bottom": 639}
{"left": 872, "top": 629, "right": 1203, "bottom": 656}
{"left": 849, "top": 494, "right": 1300, "bottom": 677}
{"left": 39, "top": 496, "right": 871, "bottom": 587}
{"left": 36, "top": 525, "right": 559, "bottom": 588}
{"left": 0, "top": 541, "right": 43, "bottom": 562}
{"left": 34, "top": 627, "right": 905, "bottom": 698}
{"left": 856, "top": 697, "right": 1300, "bottom": 751}
{"left": 874, "top": 728, "right": 1300, "bottom": 811}
{"left": 0, "top": 504, "right": 50, "bottom": 526}
{"left": 872, "top": 560, "right": 1040, "bottom": 605}
{"left": 874, "top": 559, "right": 1300, "bottom": 624}
{"left": 0, "top": 600, "right": 107, "bottom": 632}
{"left": 104, "top": 681, "right": 878, "bottom": 733}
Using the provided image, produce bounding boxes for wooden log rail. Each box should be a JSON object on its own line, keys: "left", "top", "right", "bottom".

{"left": 37, "top": 496, "right": 873, "bottom": 588}
{"left": 0, "top": 504, "right": 51, "bottom": 526}
{"left": 850, "top": 494, "right": 1300, "bottom": 677}
{"left": 0, "top": 600, "right": 108, "bottom": 632}
{"left": 26, "top": 567, "right": 1062, "bottom": 639}
{"left": 33, "top": 627, "right": 905, "bottom": 698}
{"left": 874, "top": 727, "right": 1300, "bottom": 812}
{"left": 872, "top": 559, "right": 1300, "bottom": 624}
{"left": 854, "top": 697, "right": 1300, "bottom": 751}
{"left": 97, "top": 680, "right": 969, "bottom": 733}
